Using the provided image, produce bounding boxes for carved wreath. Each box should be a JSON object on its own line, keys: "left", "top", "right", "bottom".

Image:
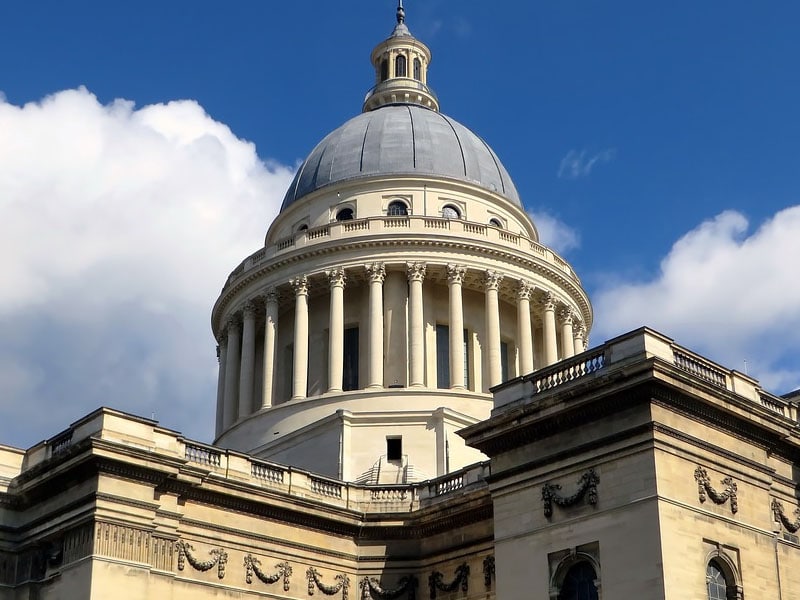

{"left": 307, "top": 567, "right": 350, "bottom": 600}
{"left": 694, "top": 466, "right": 738, "bottom": 514}
{"left": 771, "top": 499, "right": 800, "bottom": 534}
{"left": 244, "top": 555, "right": 292, "bottom": 590}
{"left": 428, "top": 563, "right": 469, "bottom": 599}
{"left": 542, "top": 468, "right": 599, "bottom": 518}
{"left": 482, "top": 556, "right": 495, "bottom": 588}
{"left": 360, "top": 575, "right": 417, "bottom": 600}
{"left": 175, "top": 540, "right": 227, "bottom": 579}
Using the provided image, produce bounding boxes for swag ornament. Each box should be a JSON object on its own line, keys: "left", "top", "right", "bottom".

{"left": 244, "top": 555, "right": 292, "bottom": 590}
{"left": 541, "top": 468, "right": 600, "bottom": 518}
{"left": 307, "top": 567, "right": 350, "bottom": 600}
{"left": 360, "top": 575, "right": 417, "bottom": 600}
{"left": 694, "top": 466, "right": 738, "bottom": 514}
{"left": 771, "top": 499, "right": 800, "bottom": 534}
{"left": 175, "top": 540, "right": 227, "bottom": 579}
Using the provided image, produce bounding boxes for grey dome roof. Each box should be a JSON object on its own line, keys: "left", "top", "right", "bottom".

{"left": 281, "top": 105, "right": 521, "bottom": 210}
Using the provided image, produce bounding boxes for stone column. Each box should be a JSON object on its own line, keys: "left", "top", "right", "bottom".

{"left": 485, "top": 271, "right": 504, "bottom": 387}
{"left": 543, "top": 292, "right": 558, "bottom": 366}
{"left": 574, "top": 321, "right": 586, "bottom": 354}
{"left": 447, "top": 264, "right": 467, "bottom": 389}
{"left": 261, "top": 290, "right": 278, "bottom": 409}
{"left": 560, "top": 307, "right": 576, "bottom": 359}
{"left": 214, "top": 337, "right": 227, "bottom": 437}
{"left": 222, "top": 316, "right": 241, "bottom": 428}
{"left": 366, "top": 263, "right": 386, "bottom": 388}
{"left": 407, "top": 262, "right": 426, "bottom": 387}
{"left": 238, "top": 301, "right": 257, "bottom": 418}
{"left": 327, "top": 268, "right": 346, "bottom": 393}
{"left": 517, "top": 280, "right": 534, "bottom": 375}
{"left": 291, "top": 276, "right": 309, "bottom": 400}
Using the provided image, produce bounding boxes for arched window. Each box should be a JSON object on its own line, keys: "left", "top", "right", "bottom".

{"left": 489, "top": 218, "right": 503, "bottom": 228}
{"left": 395, "top": 54, "right": 407, "bottom": 78}
{"left": 297, "top": 223, "right": 308, "bottom": 232}
{"left": 387, "top": 201, "right": 408, "bottom": 216}
{"left": 706, "top": 561, "right": 727, "bottom": 600}
{"left": 413, "top": 58, "right": 421, "bottom": 81}
{"left": 336, "top": 207, "right": 354, "bottom": 221}
{"left": 558, "top": 562, "right": 598, "bottom": 600}
{"left": 380, "top": 58, "right": 389, "bottom": 82}
{"left": 442, "top": 204, "right": 461, "bottom": 219}
{"left": 704, "top": 554, "right": 743, "bottom": 600}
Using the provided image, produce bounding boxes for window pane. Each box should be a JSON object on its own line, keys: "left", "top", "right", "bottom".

{"left": 558, "top": 562, "right": 598, "bottom": 600}
{"left": 706, "top": 562, "right": 728, "bottom": 600}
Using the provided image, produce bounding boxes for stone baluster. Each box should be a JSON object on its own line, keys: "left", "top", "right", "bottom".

{"left": 485, "top": 271, "right": 504, "bottom": 387}
{"left": 261, "top": 290, "right": 278, "bottom": 408}
{"left": 517, "top": 280, "right": 534, "bottom": 376}
{"left": 366, "top": 263, "right": 386, "bottom": 389}
{"left": 291, "top": 276, "right": 309, "bottom": 400}
{"left": 327, "top": 268, "right": 346, "bottom": 393}
{"left": 407, "top": 262, "right": 426, "bottom": 387}
{"left": 447, "top": 264, "right": 467, "bottom": 389}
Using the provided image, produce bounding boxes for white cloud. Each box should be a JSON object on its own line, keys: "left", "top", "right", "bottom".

{"left": 592, "top": 207, "right": 800, "bottom": 393}
{"left": 529, "top": 211, "right": 581, "bottom": 254}
{"left": 558, "top": 148, "right": 616, "bottom": 179}
{"left": 0, "top": 88, "right": 294, "bottom": 448}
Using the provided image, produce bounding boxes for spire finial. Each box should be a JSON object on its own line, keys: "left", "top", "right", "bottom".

{"left": 396, "top": 0, "right": 405, "bottom": 25}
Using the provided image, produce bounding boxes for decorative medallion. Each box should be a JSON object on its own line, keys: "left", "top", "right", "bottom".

{"left": 428, "top": 563, "right": 469, "bottom": 599}
{"left": 244, "top": 555, "right": 292, "bottom": 590}
{"left": 175, "top": 540, "right": 227, "bottom": 579}
{"left": 542, "top": 469, "right": 600, "bottom": 518}
{"left": 694, "top": 466, "right": 738, "bottom": 514}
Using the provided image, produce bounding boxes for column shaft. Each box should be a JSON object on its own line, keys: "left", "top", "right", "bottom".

{"left": 407, "top": 263, "right": 426, "bottom": 387}
{"left": 560, "top": 308, "right": 576, "bottom": 359}
{"left": 543, "top": 293, "right": 559, "bottom": 366}
{"left": 214, "top": 340, "right": 227, "bottom": 437}
{"left": 222, "top": 319, "right": 241, "bottom": 429}
{"left": 327, "top": 268, "right": 346, "bottom": 392}
{"left": 238, "top": 302, "right": 257, "bottom": 418}
{"left": 517, "top": 280, "right": 534, "bottom": 375}
{"left": 291, "top": 276, "right": 309, "bottom": 400}
{"left": 485, "top": 271, "right": 503, "bottom": 387}
{"left": 447, "top": 264, "right": 466, "bottom": 389}
{"left": 366, "top": 263, "right": 386, "bottom": 388}
{"left": 261, "top": 292, "right": 278, "bottom": 408}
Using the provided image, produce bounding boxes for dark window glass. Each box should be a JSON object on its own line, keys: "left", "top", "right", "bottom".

{"left": 500, "top": 341, "right": 509, "bottom": 382}
{"left": 442, "top": 205, "right": 460, "bottom": 219}
{"left": 297, "top": 224, "right": 308, "bottom": 231}
{"left": 386, "top": 437, "right": 402, "bottom": 461}
{"left": 706, "top": 561, "right": 728, "bottom": 600}
{"left": 395, "top": 54, "right": 407, "bottom": 78}
{"left": 343, "top": 327, "right": 359, "bottom": 391}
{"left": 413, "top": 58, "right": 421, "bottom": 80}
{"left": 336, "top": 208, "right": 354, "bottom": 221}
{"left": 388, "top": 201, "right": 408, "bottom": 216}
{"left": 380, "top": 59, "right": 389, "bottom": 82}
{"left": 489, "top": 218, "right": 502, "bottom": 228}
{"left": 558, "top": 562, "right": 598, "bottom": 600}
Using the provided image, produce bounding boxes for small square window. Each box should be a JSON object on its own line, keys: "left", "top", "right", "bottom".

{"left": 386, "top": 437, "right": 402, "bottom": 461}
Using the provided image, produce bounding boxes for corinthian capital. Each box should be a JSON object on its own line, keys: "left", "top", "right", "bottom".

{"left": 326, "top": 267, "right": 347, "bottom": 288}
{"left": 242, "top": 300, "right": 258, "bottom": 320}
{"left": 290, "top": 275, "right": 308, "bottom": 296}
{"left": 516, "top": 279, "right": 533, "bottom": 301}
{"left": 543, "top": 292, "right": 556, "bottom": 311}
{"left": 263, "top": 289, "right": 278, "bottom": 305}
{"left": 406, "top": 262, "right": 427, "bottom": 282}
{"left": 446, "top": 264, "right": 466, "bottom": 285}
{"left": 365, "top": 262, "right": 386, "bottom": 284}
{"left": 558, "top": 307, "right": 574, "bottom": 325}
{"left": 484, "top": 270, "right": 504, "bottom": 291}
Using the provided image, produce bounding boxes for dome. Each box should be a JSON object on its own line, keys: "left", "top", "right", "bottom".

{"left": 281, "top": 104, "right": 522, "bottom": 210}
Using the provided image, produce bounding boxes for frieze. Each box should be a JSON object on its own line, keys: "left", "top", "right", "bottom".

{"left": 771, "top": 499, "right": 800, "bottom": 533}
{"left": 428, "top": 563, "right": 469, "bottom": 599}
{"left": 244, "top": 555, "right": 292, "bottom": 590}
{"left": 694, "top": 466, "right": 738, "bottom": 514}
{"left": 542, "top": 469, "right": 599, "bottom": 518}
{"left": 360, "top": 574, "right": 418, "bottom": 600}
{"left": 307, "top": 567, "right": 350, "bottom": 599}
{"left": 175, "top": 540, "right": 227, "bottom": 579}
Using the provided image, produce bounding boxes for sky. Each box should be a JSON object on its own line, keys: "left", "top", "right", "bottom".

{"left": 1, "top": 1, "right": 799, "bottom": 449}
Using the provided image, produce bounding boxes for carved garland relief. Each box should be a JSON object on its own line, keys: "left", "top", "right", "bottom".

{"left": 428, "top": 563, "right": 469, "bottom": 599}
{"left": 694, "top": 466, "right": 738, "bottom": 514}
{"left": 542, "top": 469, "right": 600, "bottom": 518}
{"left": 771, "top": 499, "right": 800, "bottom": 534}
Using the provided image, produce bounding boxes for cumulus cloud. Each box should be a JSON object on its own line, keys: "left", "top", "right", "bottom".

{"left": 529, "top": 211, "right": 581, "bottom": 254}
{"left": 558, "top": 148, "right": 616, "bottom": 179}
{"left": 592, "top": 207, "right": 800, "bottom": 393}
{"left": 0, "top": 88, "right": 294, "bottom": 448}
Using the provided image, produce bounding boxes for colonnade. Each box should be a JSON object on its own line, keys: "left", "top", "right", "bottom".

{"left": 215, "top": 262, "right": 587, "bottom": 436}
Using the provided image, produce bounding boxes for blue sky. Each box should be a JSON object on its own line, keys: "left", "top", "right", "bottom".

{"left": 1, "top": 1, "right": 799, "bottom": 448}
